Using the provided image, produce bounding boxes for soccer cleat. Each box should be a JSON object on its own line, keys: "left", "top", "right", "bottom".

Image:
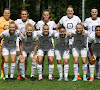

{"left": 52, "top": 75, "right": 54, "bottom": 80}
{"left": 17, "top": 75, "right": 21, "bottom": 80}
{"left": 30, "top": 76, "right": 35, "bottom": 81}
{"left": 83, "top": 76, "right": 87, "bottom": 81}
{"left": 10, "top": 78, "right": 14, "bottom": 82}
{"left": 0, "top": 75, "right": 5, "bottom": 80}
{"left": 48, "top": 76, "right": 53, "bottom": 81}
{"left": 96, "top": 76, "right": 100, "bottom": 80}
{"left": 37, "top": 75, "right": 43, "bottom": 80}
{"left": 25, "top": 76, "right": 27, "bottom": 79}
{"left": 64, "top": 77, "right": 69, "bottom": 81}
{"left": 58, "top": 77, "right": 63, "bottom": 81}
{"left": 89, "top": 77, "right": 94, "bottom": 82}
{"left": 77, "top": 75, "right": 82, "bottom": 80}
{"left": 63, "top": 75, "right": 64, "bottom": 79}
{"left": 38, "top": 75, "right": 42, "bottom": 81}
{"left": 20, "top": 77, "right": 25, "bottom": 81}
{"left": 72, "top": 77, "right": 78, "bottom": 81}
{"left": 4, "top": 78, "right": 9, "bottom": 82}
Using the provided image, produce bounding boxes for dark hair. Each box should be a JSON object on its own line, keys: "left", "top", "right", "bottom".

{"left": 3, "top": 8, "right": 10, "bottom": 13}
{"left": 68, "top": 5, "right": 73, "bottom": 8}
{"left": 41, "top": 9, "right": 52, "bottom": 21}
{"left": 95, "top": 25, "right": 100, "bottom": 29}
{"left": 59, "top": 26, "right": 65, "bottom": 31}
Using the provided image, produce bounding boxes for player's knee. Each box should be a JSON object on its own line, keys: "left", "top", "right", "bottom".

{"left": 49, "top": 60, "right": 53, "bottom": 65}
{"left": 74, "top": 60, "right": 78, "bottom": 64}
{"left": 32, "top": 59, "right": 37, "bottom": 63}
{"left": 16, "top": 51, "right": 20, "bottom": 56}
{"left": 57, "top": 60, "right": 61, "bottom": 64}
{"left": 20, "top": 59, "right": 25, "bottom": 63}
{"left": 64, "top": 60, "right": 68, "bottom": 64}
{"left": 11, "top": 60, "right": 15, "bottom": 63}
{"left": 38, "top": 60, "right": 42, "bottom": 65}
{"left": 4, "top": 60, "right": 8, "bottom": 63}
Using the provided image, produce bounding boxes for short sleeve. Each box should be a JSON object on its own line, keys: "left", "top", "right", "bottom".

{"left": 83, "top": 19, "right": 88, "bottom": 28}
{"left": 59, "top": 17, "right": 63, "bottom": 25}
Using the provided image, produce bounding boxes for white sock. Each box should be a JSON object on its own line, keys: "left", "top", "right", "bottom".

{"left": 64, "top": 64, "right": 69, "bottom": 78}
{"left": 96, "top": 60, "right": 100, "bottom": 77}
{"left": 89, "top": 64, "right": 95, "bottom": 78}
{"left": 37, "top": 64, "right": 42, "bottom": 77}
{"left": 49, "top": 64, "right": 54, "bottom": 78}
{"left": 4, "top": 63, "right": 9, "bottom": 78}
{"left": 16, "top": 56, "right": 20, "bottom": 75}
{"left": 73, "top": 64, "right": 78, "bottom": 77}
{"left": 82, "top": 64, "right": 87, "bottom": 77}
{"left": 20, "top": 63, "right": 25, "bottom": 78}
{"left": 31, "top": 62, "right": 37, "bottom": 77}
{"left": 57, "top": 64, "right": 62, "bottom": 77}
{"left": 10, "top": 63, "right": 15, "bottom": 78}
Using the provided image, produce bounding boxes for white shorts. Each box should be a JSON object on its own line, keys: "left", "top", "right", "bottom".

{"left": 72, "top": 47, "right": 87, "bottom": 57}
{"left": 37, "top": 49, "right": 54, "bottom": 56}
{"left": 2, "top": 46, "right": 16, "bottom": 56}
{"left": 16, "top": 37, "right": 20, "bottom": 51}
{"left": 93, "top": 51, "right": 100, "bottom": 59}
{"left": 55, "top": 49, "right": 70, "bottom": 60}
{"left": 23, "top": 50, "right": 37, "bottom": 58}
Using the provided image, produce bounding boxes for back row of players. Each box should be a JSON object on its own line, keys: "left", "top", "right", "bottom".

{"left": 0, "top": 5, "right": 100, "bottom": 82}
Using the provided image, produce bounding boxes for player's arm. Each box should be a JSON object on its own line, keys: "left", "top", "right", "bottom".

{"left": 56, "top": 22, "right": 61, "bottom": 32}
{"left": 0, "top": 37, "right": 3, "bottom": 55}
{"left": 88, "top": 43, "right": 93, "bottom": 56}
{"left": 19, "top": 40, "right": 23, "bottom": 56}
{"left": 33, "top": 41, "right": 38, "bottom": 60}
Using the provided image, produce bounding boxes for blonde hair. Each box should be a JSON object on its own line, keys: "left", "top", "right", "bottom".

{"left": 9, "top": 21, "right": 18, "bottom": 29}
{"left": 25, "top": 23, "right": 35, "bottom": 31}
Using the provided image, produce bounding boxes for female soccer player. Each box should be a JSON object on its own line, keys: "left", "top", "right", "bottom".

{"left": 36, "top": 9, "right": 56, "bottom": 79}
{"left": 84, "top": 8, "right": 100, "bottom": 79}
{"left": 56, "top": 5, "right": 81, "bottom": 80}
{"left": 0, "top": 8, "right": 12, "bottom": 79}
{"left": 70, "top": 23, "right": 89, "bottom": 81}
{"left": 19, "top": 23, "right": 38, "bottom": 81}
{"left": 88, "top": 25, "right": 100, "bottom": 82}
{"left": 15, "top": 9, "right": 36, "bottom": 79}
{"left": 37, "top": 24, "right": 57, "bottom": 81}
{"left": 0, "top": 21, "right": 20, "bottom": 81}
{"left": 55, "top": 27, "right": 70, "bottom": 81}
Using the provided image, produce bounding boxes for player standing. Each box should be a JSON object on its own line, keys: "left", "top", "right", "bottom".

{"left": 0, "top": 8, "right": 12, "bottom": 79}
{"left": 55, "top": 27, "right": 70, "bottom": 81}
{"left": 88, "top": 25, "right": 100, "bottom": 82}
{"left": 37, "top": 24, "right": 57, "bottom": 81}
{"left": 0, "top": 21, "right": 20, "bottom": 81}
{"left": 84, "top": 8, "right": 100, "bottom": 79}
{"left": 70, "top": 23, "right": 89, "bottom": 81}
{"left": 56, "top": 5, "right": 82, "bottom": 80}
{"left": 19, "top": 23, "right": 38, "bottom": 81}
{"left": 15, "top": 9, "right": 36, "bottom": 79}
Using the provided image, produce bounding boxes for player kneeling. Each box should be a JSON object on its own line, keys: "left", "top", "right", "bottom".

{"left": 0, "top": 21, "right": 20, "bottom": 81}
{"left": 88, "top": 25, "right": 100, "bottom": 82}
{"left": 37, "top": 24, "right": 57, "bottom": 81}
{"left": 55, "top": 27, "right": 70, "bottom": 81}
{"left": 19, "top": 23, "right": 38, "bottom": 81}
{"left": 70, "top": 23, "right": 89, "bottom": 81}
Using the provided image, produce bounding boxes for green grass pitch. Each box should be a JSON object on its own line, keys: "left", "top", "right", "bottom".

{"left": 0, "top": 55, "right": 100, "bottom": 90}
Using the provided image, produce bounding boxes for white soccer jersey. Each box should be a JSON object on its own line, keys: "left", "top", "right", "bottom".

{"left": 54, "top": 33, "right": 70, "bottom": 50}
{"left": 0, "top": 29, "right": 20, "bottom": 47}
{"left": 15, "top": 19, "right": 36, "bottom": 33}
{"left": 88, "top": 32, "right": 100, "bottom": 52}
{"left": 37, "top": 30, "right": 57, "bottom": 51}
{"left": 36, "top": 20, "right": 56, "bottom": 31}
{"left": 20, "top": 31, "right": 38, "bottom": 51}
{"left": 59, "top": 15, "right": 81, "bottom": 31}
{"left": 84, "top": 17, "right": 100, "bottom": 33}
{"left": 71, "top": 30, "right": 89, "bottom": 48}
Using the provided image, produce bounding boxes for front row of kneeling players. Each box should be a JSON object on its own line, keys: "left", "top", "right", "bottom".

{"left": 0, "top": 21, "right": 100, "bottom": 82}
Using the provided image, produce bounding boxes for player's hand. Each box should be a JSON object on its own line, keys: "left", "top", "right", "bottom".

{"left": 66, "top": 31, "right": 71, "bottom": 36}
{"left": 19, "top": 55, "right": 25, "bottom": 62}
{"left": 89, "top": 55, "right": 96, "bottom": 65}
{"left": 0, "top": 45, "right": 2, "bottom": 55}
{"left": 33, "top": 55, "right": 37, "bottom": 60}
